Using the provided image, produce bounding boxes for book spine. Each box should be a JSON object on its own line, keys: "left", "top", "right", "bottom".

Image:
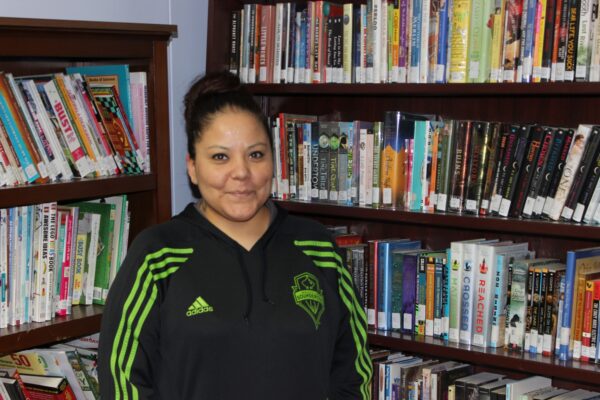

{"left": 402, "top": 254, "right": 418, "bottom": 333}
{"left": 531, "top": 0, "right": 548, "bottom": 83}
{"left": 576, "top": 0, "right": 594, "bottom": 80}
{"left": 540, "top": 0, "right": 558, "bottom": 81}
{"left": 565, "top": 0, "right": 581, "bottom": 81}
{"left": 560, "top": 251, "right": 576, "bottom": 360}
{"left": 436, "top": 0, "right": 451, "bottom": 82}
{"left": 523, "top": 127, "right": 554, "bottom": 217}
{"left": 449, "top": 0, "right": 472, "bottom": 82}
{"left": 502, "top": 0, "right": 524, "bottom": 82}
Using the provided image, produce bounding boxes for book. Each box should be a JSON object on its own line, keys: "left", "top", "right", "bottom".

{"left": 548, "top": 124, "right": 592, "bottom": 220}
{"left": 448, "top": 120, "right": 472, "bottom": 213}
{"left": 506, "top": 376, "right": 552, "bottom": 400}
{"left": 464, "top": 121, "right": 493, "bottom": 214}
{"left": 65, "top": 64, "right": 133, "bottom": 128}
{"left": 560, "top": 247, "right": 600, "bottom": 360}
{"left": 68, "top": 201, "right": 115, "bottom": 305}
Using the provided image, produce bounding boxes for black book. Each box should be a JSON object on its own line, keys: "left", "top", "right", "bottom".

{"left": 541, "top": 128, "right": 576, "bottom": 217}
{"left": 436, "top": 363, "right": 474, "bottom": 400}
{"left": 540, "top": 0, "right": 557, "bottom": 82}
{"left": 491, "top": 386, "right": 508, "bottom": 400}
{"left": 533, "top": 128, "right": 572, "bottom": 216}
{"left": 510, "top": 125, "right": 546, "bottom": 218}
{"left": 286, "top": 2, "right": 298, "bottom": 83}
{"left": 561, "top": 126, "right": 600, "bottom": 220}
{"left": 0, "top": 376, "right": 26, "bottom": 400}
{"left": 436, "top": 119, "right": 457, "bottom": 212}
{"left": 480, "top": 122, "right": 502, "bottom": 215}
{"left": 574, "top": 131, "right": 600, "bottom": 222}
{"left": 466, "top": 372, "right": 505, "bottom": 400}
{"left": 555, "top": 0, "right": 572, "bottom": 81}
{"left": 229, "top": 9, "right": 241, "bottom": 75}
{"left": 464, "top": 121, "right": 492, "bottom": 214}
{"left": 490, "top": 124, "right": 517, "bottom": 215}
{"left": 522, "top": 126, "right": 554, "bottom": 218}
{"left": 479, "top": 378, "right": 516, "bottom": 400}
{"left": 564, "top": 0, "right": 580, "bottom": 82}
{"left": 499, "top": 124, "right": 531, "bottom": 217}
{"left": 448, "top": 120, "right": 472, "bottom": 213}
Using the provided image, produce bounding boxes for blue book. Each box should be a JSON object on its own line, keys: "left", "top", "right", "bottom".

{"left": 442, "top": 248, "right": 452, "bottom": 341}
{"left": 0, "top": 90, "right": 39, "bottom": 183}
{"left": 409, "top": 0, "right": 422, "bottom": 82}
{"left": 436, "top": 0, "right": 450, "bottom": 83}
{"left": 65, "top": 64, "right": 133, "bottom": 130}
{"left": 520, "top": 0, "right": 537, "bottom": 82}
{"left": 377, "top": 239, "right": 422, "bottom": 331}
{"left": 410, "top": 121, "right": 427, "bottom": 211}
{"left": 401, "top": 251, "right": 421, "bottom": 333}
{"left": 561, "top": 246, "right": 600, "bottom": 360}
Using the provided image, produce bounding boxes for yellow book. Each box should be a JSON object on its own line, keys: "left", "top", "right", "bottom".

{"left": 343, "top": 3, "right": 353, "bottom": 83}
{"left": 449, "top": 0, "right": 472, "bottom": 82}
{"left": 490, "top": 0, "right": 507, "bottom": 82}
{"left": 531, "top": 0, "right": 547, "bottom": 82}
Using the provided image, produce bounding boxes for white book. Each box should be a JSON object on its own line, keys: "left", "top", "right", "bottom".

{"left": 47, "top": 203, "right": 58, "bottom": 320}
{"left": 459, "top": 239, "right": 499, "bottom": 345}
{"left": 420, "top": 0, "right": 431, "bottom": 83}
{"left": 589, "top": 4, "right": 600, "bottom": 82}
{"left": 380, "top": 1, "right": 388, "bottom": 83}
{"left": 548, "top": 124, "right": 592, "bottom": 220}
{"left": 33, "top": 349, "right": 91, "bottom": 400}
{"left": 448, "top": 238, "right": 487, "bottom": 343}
{"left": 585, "top": 175, "right": 600, "bottom": 223}
{"left": 372, "top": 0, "right": 382, "bottom": 83}
{"left": 576, "top": 0, "right": 595, "bottom": 81}
{"left": 343, "top": 4, "right": 354, "bottom": 83}
{"left": 473, "top": 242, "right": 530, "bottom": 348}
{"left": 80, "top": 211, "right": 101, "bottom": 306}
{"left": 506, "top": 376, "right": 551, "bottom": 400}
{"left": 5, "top": 74, "right": 51, "bottom": 180}
{"left": 273, "top": 3, "right": 284, "bottom": 84}
{"left": 61, "top": 74, "right": 113, "bottom": 176}
{"left": 43, "top": 79, "right": 94, "bottom": 178}
{"left": 129, "top": 71, "right": 150, "bottom": 173}
{"left": 0, "top": 208, "right": 7, "bottom": 328}
{"left": 20, "top": 79, "right": 74, "bottom": 181}
{"left": 359, "top": 128, "right": 369, "bottom": 206}
{"left": 30, "top": 205, "right": 44, "bottom": 323}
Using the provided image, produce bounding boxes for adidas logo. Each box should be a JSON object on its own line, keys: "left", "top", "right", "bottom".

{"left": 186, "top": 296, "right": 214, "bottom": 317}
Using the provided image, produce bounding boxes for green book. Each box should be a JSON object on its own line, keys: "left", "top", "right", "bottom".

{"left": 69, "top": 201, "right": 116, "bottom": 305}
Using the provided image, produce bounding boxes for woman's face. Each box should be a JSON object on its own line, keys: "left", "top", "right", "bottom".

{"left": 186, "top": 108, "right": 273, "bottom": 225}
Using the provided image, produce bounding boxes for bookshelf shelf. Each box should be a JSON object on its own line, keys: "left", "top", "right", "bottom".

{"left": 0, "top": 175, "right": 157, "bottom": 208}
{"left": 0, "top": 17, "right": 175, "bottom": 353}
{"left": 0, "top": 306, "right": 103, "bottom": 356}
{"left": 248, "top": 82, "right": 600, "bottom": 97}
{"left": 368, "top": 331, "right": 600, "bottom": 390}
{"left": 276, "top": 200, "right": 600, "bottom": 242}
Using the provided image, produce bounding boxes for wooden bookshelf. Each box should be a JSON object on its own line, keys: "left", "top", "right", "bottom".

{"left": 207, "top": 0, "right": 600, "bottom": 392}
{"left": 0, "top": 18, "right": 176, "bottom": 354}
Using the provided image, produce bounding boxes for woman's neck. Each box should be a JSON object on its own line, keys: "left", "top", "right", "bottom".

{"left": 197, "top": 202, "right": 271, "bottom": 251}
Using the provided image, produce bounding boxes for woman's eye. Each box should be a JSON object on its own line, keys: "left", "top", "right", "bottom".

{"left": 250, "top": 151, "right": 264, "bottom": 159}
{"left": 212, "top": 153, "right": 227, "bottom": 161}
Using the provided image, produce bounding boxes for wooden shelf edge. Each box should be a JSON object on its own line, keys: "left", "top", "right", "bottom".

{"left": 368, "top": 331, "right": 600, "bottom": 386}
{"left": 0, "top": 305, "right": 103, "bottom": 356}
{"left": 0, "top": 174, "right": 157, "bottom": 208}
{"left": 0, "top": 17, "right": 177, "bottom": 38}
{"left": 248, "top": 82, "right": 600, "bottom": 97}
{"left": 275, "top": 200, "right": 600, "bottom": 241}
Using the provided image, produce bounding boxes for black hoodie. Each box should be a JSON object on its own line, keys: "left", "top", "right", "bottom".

{"left": 98, "top": 202, "right": 372, "bottom": 399}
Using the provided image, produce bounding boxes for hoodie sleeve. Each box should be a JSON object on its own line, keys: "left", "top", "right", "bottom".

{"left": 327, "top": 244, "right": 373, "bottom": 400}
{"left": 98, "top": 231, "right": 194, "bottom": 400}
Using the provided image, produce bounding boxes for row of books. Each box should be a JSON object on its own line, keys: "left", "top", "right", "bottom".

{"left": 273, "top": 112, "right": 600, "bottom": 225}
{"left": 334, "top": 228, "right": 600, "bottom": 362}
{"left": 0, "top": 334, "right": 99, "bottom": 399}
{"left": 0, "top": 195, "right": 130, "bottom": 329}
{"left": 230, "top": 0, "right": 600, "bottom": 84}
{"left": 0, "top": 64, "right": 150, "bottom": 187}
{"left": 371, "top": 349, "right": 596, "bottom": 400}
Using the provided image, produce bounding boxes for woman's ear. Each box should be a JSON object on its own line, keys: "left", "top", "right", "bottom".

{"left": 186, "top": 153, "right": 198, "bottom": 185}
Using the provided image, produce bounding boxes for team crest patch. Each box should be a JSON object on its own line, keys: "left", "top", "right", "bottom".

{"left": 292, "top": 272, "right": 325, "bottom": 329}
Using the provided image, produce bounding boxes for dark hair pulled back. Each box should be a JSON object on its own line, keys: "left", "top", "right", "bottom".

{"left": 184, "top": 70, "right": 271, "bottom": 159}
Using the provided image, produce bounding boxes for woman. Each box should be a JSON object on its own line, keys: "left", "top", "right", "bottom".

{"left": 98, "top": 70, "right": 372, "bottom": 399}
